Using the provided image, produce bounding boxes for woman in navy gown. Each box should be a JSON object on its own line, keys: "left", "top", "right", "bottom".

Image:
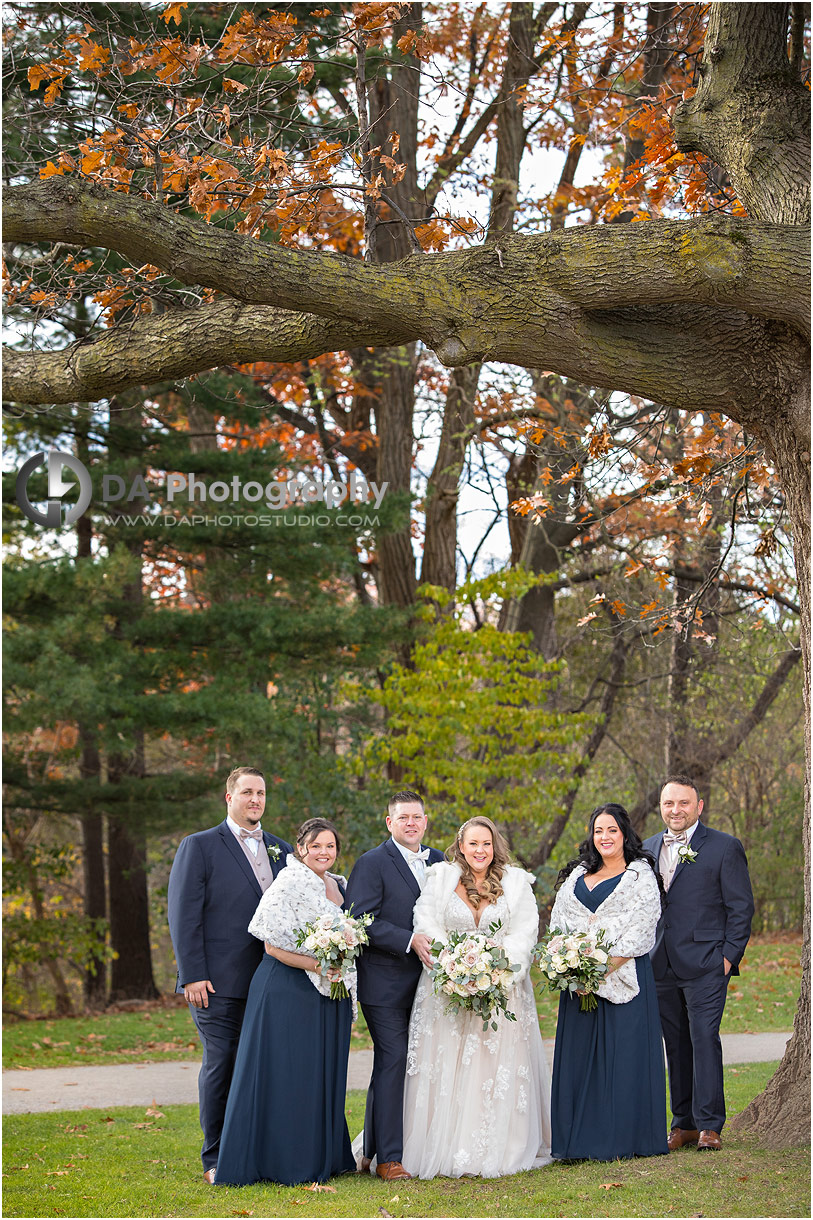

{"left": 549, "top": 803, "right": 668, "bottom": 1161}
{"left": 215, "top": 818, "right": 356, "bottom": 1187}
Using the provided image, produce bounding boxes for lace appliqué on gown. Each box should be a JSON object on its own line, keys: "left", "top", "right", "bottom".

{"left": 402, "top": 892, "right": 551, "bottom": 1179}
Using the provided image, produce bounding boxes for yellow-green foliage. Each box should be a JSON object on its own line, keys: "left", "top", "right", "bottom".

{"left": 350, "top": 571, "right": 596, "bottom": 839}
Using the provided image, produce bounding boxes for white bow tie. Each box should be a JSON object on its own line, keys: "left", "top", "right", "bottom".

{"left": 409, "top": 848, "right": 431, "bottom": 864}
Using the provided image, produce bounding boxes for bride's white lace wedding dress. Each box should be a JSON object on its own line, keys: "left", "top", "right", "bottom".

{"left": 401, "top": 872, "right": 552, "bottom": 1179}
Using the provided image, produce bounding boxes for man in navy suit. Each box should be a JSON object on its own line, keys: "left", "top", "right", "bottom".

{"left": 167, "top": 766, "right": 291, "bottom": 1182}
{"left": 643, "top": 774, "right": 753, "bottom": 1153}
{"left": 345, "top": 790, "right": 444, "bottom": 1182}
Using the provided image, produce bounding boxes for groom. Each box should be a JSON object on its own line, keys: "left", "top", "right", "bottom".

{"left": 643, "top": 775, "right": 753, "bottom": 1153}
{"left": 167, "top": 766, "right": 291, "bottom": 1182}
{"left": 345, "top": 790, "right": 444, "bottom": 1181}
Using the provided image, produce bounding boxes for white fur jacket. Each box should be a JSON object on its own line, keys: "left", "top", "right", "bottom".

{"left": 413, "top": 862, "right": 539, "bottom": 983}
{"left": 548, "top": 861, "right": 661, "bottom": 1004}
{"left": 247, "top": 856, "right": 356, "bottom": 1010}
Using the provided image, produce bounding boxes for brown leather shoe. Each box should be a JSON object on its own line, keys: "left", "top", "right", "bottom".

{"left": 667, "top": 1128, "right": 700, "bottom": 1151}
{"left": 203, "top": 1167, "right": 217, "bottom": 1184}
{"left": 376, "top": 1161, "right": 412, "bottom": 1181}
{"left": 697, "top": 1129, "right": 722, "bottom": 1150}
{"left": 358, "top": 1156, "right": 372, "bottom": 1174}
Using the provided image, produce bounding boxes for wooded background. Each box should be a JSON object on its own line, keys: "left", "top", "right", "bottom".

{"left": 3, "top": 0, "right": 808, "bottom": 1143}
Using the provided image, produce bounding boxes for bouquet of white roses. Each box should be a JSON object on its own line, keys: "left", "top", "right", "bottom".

{"left": 535, "top": 927, "right": 613, "bottom": 1012}
{"left": 295, "top": 908, "right": 374, "bottom": 1000}
{"left": 430, "top": 921, "right": 520, "bottom": 1031}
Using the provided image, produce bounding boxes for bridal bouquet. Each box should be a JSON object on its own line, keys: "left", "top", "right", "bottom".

{"left": 535, "top": 927, "right": 613, "bottom": 1012}
{"left": 430, "top": 922, "right": 520, "bottom": 1031}
{"left": 295, "top": 909, "right": 374, "bottom": 1000}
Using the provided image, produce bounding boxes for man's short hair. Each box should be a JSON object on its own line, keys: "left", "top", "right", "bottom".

{"left": 659, "top": 774, "right": 701, "bottom": 800}
{"left": 387, "top": 789, "right": 425, "bottom": 816}
{"left": 226, "top": 766, "right": 265, "bottom": 795}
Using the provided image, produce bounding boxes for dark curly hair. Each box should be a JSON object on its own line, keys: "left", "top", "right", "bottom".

{"left": 556, "top": 803, "right": 663, "bottom": 905}
{"left": 294, "top": 817, "right": 341, "bottom": 859}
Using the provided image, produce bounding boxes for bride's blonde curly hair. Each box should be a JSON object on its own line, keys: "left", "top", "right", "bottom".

{"left": 447, "top": 816, "right": 512, "bottom": 909}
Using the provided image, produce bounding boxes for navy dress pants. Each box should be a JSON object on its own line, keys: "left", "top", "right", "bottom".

{"left": 361, "top": 1002, "right": 413, "bottom": 1164}
{"left": 190, "top": 994, "right": 246, "bottom": 1171}
{"left": 656, "top": 965, "right": 731, "bottom": 1133}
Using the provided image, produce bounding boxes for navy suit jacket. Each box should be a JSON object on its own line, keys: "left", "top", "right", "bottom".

{"left": 167, "top": 819, "right": 292, "bottom": 999}
{"left": 345, "top": 839, "right": 445, "bottom": 1009}
{"left": 643, "top": 822, "right": 754, "bottom": 981}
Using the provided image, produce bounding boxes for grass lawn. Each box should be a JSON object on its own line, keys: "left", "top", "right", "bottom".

{"left": 3, "top": 936, "right": 800, "bottom": 1070}
{"left": 2, "top": 1064, "right": 808, "bottom": 1219}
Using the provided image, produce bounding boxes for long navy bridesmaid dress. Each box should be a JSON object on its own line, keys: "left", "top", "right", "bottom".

{"left": 550, "top": 873, "right": 668, "bottom": 1161}
{"left": 215, "top": 950, "right": 355, "bottom": 1185}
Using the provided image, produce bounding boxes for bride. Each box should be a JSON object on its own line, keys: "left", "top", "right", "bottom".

{"left": 402, "top": 817, "right": 551, "bottom": 1178}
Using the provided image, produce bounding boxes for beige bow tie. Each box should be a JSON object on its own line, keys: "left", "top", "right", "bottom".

{"left": 239, "top": 828, "right": 263, "bottom": 841}
{"left": 663, "top": 831, "right": 688, "bottom": 847}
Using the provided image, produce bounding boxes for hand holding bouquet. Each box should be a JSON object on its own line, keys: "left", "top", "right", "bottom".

{"left": 430, "top": 921, "right": 520, "bottom": 1031}
{"left": 535, "top": 927, "right": 613, "bottom": 1011}
{"left": 295, "top": 908, "right": 374, "bottom": 1000}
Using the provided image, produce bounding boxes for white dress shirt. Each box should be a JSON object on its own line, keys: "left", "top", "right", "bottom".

{"left": 391, "top": 837, "right": 430, "bottom": 953}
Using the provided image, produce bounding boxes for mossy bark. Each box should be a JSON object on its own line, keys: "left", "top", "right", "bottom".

{"left": 673, "top": 0, "right": 810, "bottom": 1148}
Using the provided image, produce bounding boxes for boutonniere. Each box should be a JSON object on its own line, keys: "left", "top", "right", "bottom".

{"left": 267, "top": 843, "right": 281, "bottom": 862}
{"left": 676, "top": 844, "right": 697, "bottom": 864}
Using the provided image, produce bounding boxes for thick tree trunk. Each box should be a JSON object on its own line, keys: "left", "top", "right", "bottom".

{"left": 107, "top": 734, "right": 158, "bottom": 1003}
{"left": 732, "top": 428, "right": 811, "bottom": 1143}
{"left": 105, "top": 467, "right": 159, "bottom": 1003}
{"left": 79, "top": 741, "right": 106, "bottom": 1009}
{"left": 374, "top": 344, "right": 419, "bottom": 608}
{"left": 107, "top": 812, "right": 159, "bottom": 1003}
{"left": 674, "top": 2, "right": 810, "bottom": 225}
{"left": 671, "top": 1, "right": 811, "bottom": 1145}
{"left": 76, "top": 403, "right": 108, "bottom": 1008}
{"left": 362, "top": 5, "right": 424, "bottom": 609}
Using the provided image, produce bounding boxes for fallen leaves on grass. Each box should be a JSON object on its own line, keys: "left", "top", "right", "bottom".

{"left": 145, "top": 1101, "right": 165, "bottom": 1118}
{"left": 304, "top": 1182, "right": 337, "bottom": 1192}
{"left": 599, "top": 1181, "right": 623, "bottom": 1189}
{"left": 231, "top": 1211, "right": 254, "bottom": 1216}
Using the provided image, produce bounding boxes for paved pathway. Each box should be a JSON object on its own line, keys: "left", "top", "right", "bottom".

{"left": 2, "top": 1033, "right": 791, "bottom": 1115}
